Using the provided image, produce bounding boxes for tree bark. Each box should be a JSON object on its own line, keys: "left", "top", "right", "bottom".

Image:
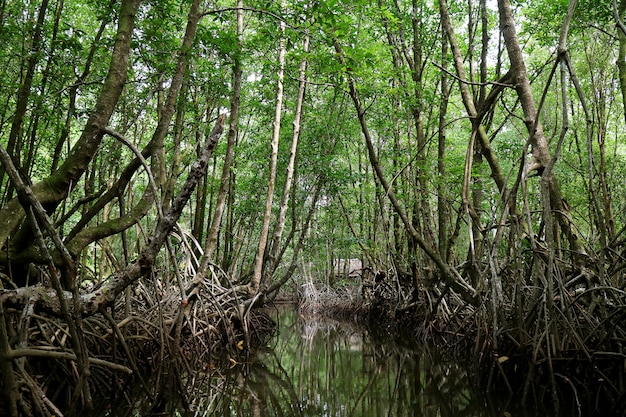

{"left": 66, "top": 0, "right": 202, "bottom": 257}
{"left": 497, "top": 0, "right": 586, "bottom": 256}
{"left": 617, "top": 0, "right": 626, "bottom": 125}
{"left": 333, "top": 39, "right": 477, "bottom": 305}
{"left": 0, "top": 115, "right": 226, "bottom": 316}
{"left": 202, "top": 0, "right": 244, "bottom": 263}
{"left": 437, "top": 28, "right": 450, "bottom": 261}
{"left": 0, "top": 0, "right": 49, "bottom": 196}
{"left": 0, "top": 0, "right": 141, "bottom": 252}
{"left": 52, "top": 3, "right": 113, "bottom": 174}
{"left": 439, "top": 0, "right": 510, "bottom": 198}
{"left": 267, "top": 31, "right": 309, "bottom": 279}
{"left": 249, "top": 10, "right": 286, "bottom": 295}
{"left": 2, "top": 0, "right": 205, "bottom": 281}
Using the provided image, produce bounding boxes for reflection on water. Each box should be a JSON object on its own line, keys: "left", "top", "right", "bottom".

{"left": 191, "top": 308, "right": 507, "bottom": 417}
{"left": 104, "top": 307, "right": 562, "bottom": 416}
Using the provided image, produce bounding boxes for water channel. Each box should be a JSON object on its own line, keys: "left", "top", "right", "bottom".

{"left": 106, "top": 307, "right": 566, "bottom": 417}
{"left": 216, "top": 308, "right": 493, "bottom": 417}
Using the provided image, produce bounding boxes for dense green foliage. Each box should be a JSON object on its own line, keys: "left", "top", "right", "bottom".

{"left": 1, "top": 0, "right": 623, "bottom": 284}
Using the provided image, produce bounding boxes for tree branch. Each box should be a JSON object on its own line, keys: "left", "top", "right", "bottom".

{"left": 0, "top": 115, "right": 226, "bottom": 317}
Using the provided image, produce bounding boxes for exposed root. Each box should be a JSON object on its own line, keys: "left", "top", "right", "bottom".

{"left": 0, "top": 259, "right": 277, "bottom": 416}
{"left": 295, "top": 261, "right": 626, "bottom": 415}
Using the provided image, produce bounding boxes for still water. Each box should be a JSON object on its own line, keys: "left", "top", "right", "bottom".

{"left": 179, "top": 307, "right": 524, "bottom": 417}
{"left": 107, "top": 307, "right": 559, "bottom": 416}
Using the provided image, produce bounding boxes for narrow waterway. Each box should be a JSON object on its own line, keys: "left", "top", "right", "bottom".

{"left": 105, "top": 307, "right": 567, "bottom": 416}
{"left": 212, "top": 307, "right": 493, "bottom": 417}
{"left": 188, "top": 307, "right": 547, "bottom": 417}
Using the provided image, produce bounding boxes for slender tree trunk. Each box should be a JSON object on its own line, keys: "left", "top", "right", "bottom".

{"left": 381, "top": 0, "right": 409, "bottom": 265}
{"left": 0, "top": 0, "right": 49, "bottom": 200}
{"left": 192, "top": 118, "right": 213, "bottom": 242}
{"left": 468, "top": 0, "right": 492, "bottom": 276}
{"left": 382, "top": 0, "right": 435, "bottom": 274}
{"left": 616, "top": 0, "right": 626, "bottom": 125}
{"left": 410, "top": 0, "right": 434, "bottom": 250}
{"left": 439, "top": 0, "right": 510, "bottom": 199}
{"left": 162, "top": 79, "right": 189, "bottom": 212}
{"left": 0, "top": 0, "right": 141, "bottom": 252}
{"left": 267, "top": 32, "right": 309, "bottom": 278}
{"left": 437, "top": 29, "right": 450, "bottom": 261}
{"left": 202, "top": 0, "right": 244, "bottom": 263}
{"left": 222, "top": 170, "right": 236, "bottom": 271}
{"left": 52, "top": 10, "right": 112, "bottom": 173}
{"left": 22, "top": 0, "right": 64, "bottom": 180}
{"left": 333, "top": 39, "right": 477, "bottom": 305}
{"left": 249, "top": 10, "right": 286, "bottom": 295}
{"left": 497, "top": 0, "right": 586, "bottom": 257}
{"left": 266, "top": 179, "right": 323, "bottom": 297}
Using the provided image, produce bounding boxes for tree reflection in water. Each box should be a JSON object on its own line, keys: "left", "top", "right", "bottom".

{"left": 188, "top": 308, "right": 504, "bottom": 417}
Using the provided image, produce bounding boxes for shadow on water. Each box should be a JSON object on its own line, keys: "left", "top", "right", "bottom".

{"left": 104, "top": 307, "right": 568, "bottom": 417}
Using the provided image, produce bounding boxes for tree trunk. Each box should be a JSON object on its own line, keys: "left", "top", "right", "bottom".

{"left": 0, "top": 0, "right": 49, "bottom": 197}
{"left": 267, "top": 32, "right": 309, "bottom": 279}
{"left": 333, "top": 39, "right": 477, "bottom": 305}
{"left": 249, "top": 10, "right": 286, "bottom": 295}
{"left": 51, "top": 3, "right": 112, "bottom": 174}
{"left": 616, "top": 0, "right": 626, "bottom": 125}
{"left": 0, "top": 115, "right": 226, "bottom": 316}
{"left": 439, "top": 0, "right": 512, "bottom": 215}
{"left": 497, "top": 0, "right": 586, "bottom": 257}
{"left": 0, "top": 0, "right": 141, "bottom": 252}
{"left": 203, "top": 0, "right": 244, "bottom": 263}
{"left": 410, "top": 0, "right": 435, "bottom": 252}
{"left": 437, "top": 29, "right": 450, "bottom": 261}
{"left": 2, "top": 0, "right": 205, "bottom": 286}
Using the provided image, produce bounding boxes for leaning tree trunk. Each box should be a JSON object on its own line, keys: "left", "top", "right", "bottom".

{"left": 439, "top": 0, "right": 509, "bottom": 193}
{"left": 202, "top": 0, "right": 244, "bottom": 264}
{"left": 266, "top": 32, "right": 310, "bottom": 280}
{"left": 333, "top": 38, "right": 477, "bottom": 306}
{"left": 437, "top": 28, "right": 450, "bottom": 261}
{"left": 0, "top": 0, "right": 49, "bottom": 198}
{"left": 63, "top": 0, "right": 203, "bottom": 260}
{"left": 0, "top": 0, "right": 141, "bottom": 253}
{"left": 0, "top": 116, "right": 226, "bottom": 317}
{"left": 497, "top": 0, "right": 587, "bottom": 258}
{"left": 616, "top": 0, "right": 626, "bottom": 126}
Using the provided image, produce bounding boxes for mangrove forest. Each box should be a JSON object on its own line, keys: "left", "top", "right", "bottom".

{"left": 1, "top": 0, "right": 626, "bottom": 415}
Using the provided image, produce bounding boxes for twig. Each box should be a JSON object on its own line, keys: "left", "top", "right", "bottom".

{"left": 431, "top": 61, "right": 516, "bottom": 88}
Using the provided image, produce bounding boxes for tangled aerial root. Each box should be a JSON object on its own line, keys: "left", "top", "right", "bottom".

{"left": 295, "top": 265, "right": 626, "bottom": 416}
{"left": 0, "top": 259, "right": 277, "bottom": 416}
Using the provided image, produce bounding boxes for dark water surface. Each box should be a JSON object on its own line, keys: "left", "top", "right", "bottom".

{"left": 106, "top": 307, "right": 564, "bottom": 417}
{"left": 224, "top": 308, "right": 492, "bottom": 417}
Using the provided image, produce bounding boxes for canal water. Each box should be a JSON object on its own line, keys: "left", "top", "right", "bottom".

{"left": 208, "top": 307, "right": 496, "bottom": 417}
{"left": 106, "top": 307, "right": 565, "bottom": 416}
{"left": 173, "top": 309, "right": 532, "bottom": 417}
